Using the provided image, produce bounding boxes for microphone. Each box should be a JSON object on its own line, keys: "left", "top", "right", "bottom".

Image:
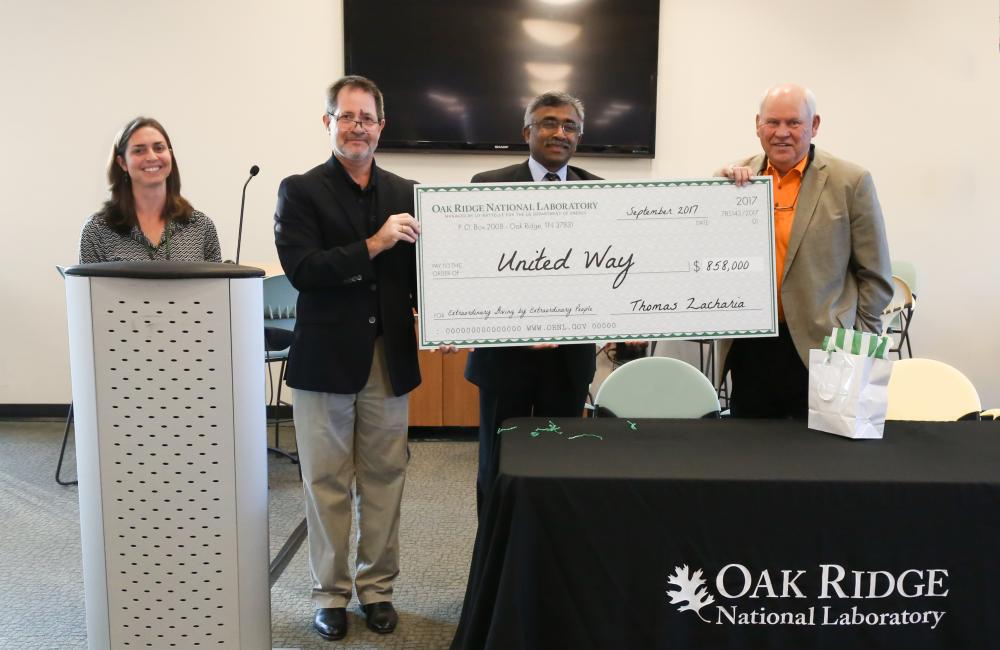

{"left": 235, "top": 165, "right": 260, "bottom": 265}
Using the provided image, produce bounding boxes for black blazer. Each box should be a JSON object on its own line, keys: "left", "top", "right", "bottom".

{"left": 464, "top": 161, "right": 599, "bottom": 394}
{"left": 274, "top": 155, "right": 420, "bottom": 396}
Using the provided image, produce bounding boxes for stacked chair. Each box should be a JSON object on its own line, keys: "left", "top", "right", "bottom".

{"left": 881, "top": 259, "right": 917, "bottom": 358}
{"left": 263, "top": 275, "right": 298, "bottom": 463}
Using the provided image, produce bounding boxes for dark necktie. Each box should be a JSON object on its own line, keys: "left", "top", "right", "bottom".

{"left": 543, "top": 172, "right": 560, "bottom": 182}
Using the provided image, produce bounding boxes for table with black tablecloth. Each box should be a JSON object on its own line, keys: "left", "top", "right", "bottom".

{"left": 451, "top": 418, "right": 1000, "bottom": 650}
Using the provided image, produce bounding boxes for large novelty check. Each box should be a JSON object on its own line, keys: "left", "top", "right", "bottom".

{"left": 414, "top": 178, "right": 777, "bottom": 348}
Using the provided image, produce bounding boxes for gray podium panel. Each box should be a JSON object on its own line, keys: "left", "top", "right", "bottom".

{"left": 66, "top": 270, "right": 269, "bottom": 650}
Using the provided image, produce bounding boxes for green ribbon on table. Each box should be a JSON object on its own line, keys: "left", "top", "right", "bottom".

{"left": 530, "top": 420, "right": 562, "bottom": 437}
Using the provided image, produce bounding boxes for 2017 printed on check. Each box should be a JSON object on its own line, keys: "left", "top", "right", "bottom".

{"left": 414, "top": 178, "right": 777, "bottom": 349}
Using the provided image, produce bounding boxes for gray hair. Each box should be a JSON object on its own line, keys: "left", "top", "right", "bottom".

{"left": 523, "top": 91, "right": 585, "bottom": 128}
{"left": 326, "top": 75, "right": 385, "bottom": 122}
{"left": 759, "top": 85, "right": 818, "bottom": 119}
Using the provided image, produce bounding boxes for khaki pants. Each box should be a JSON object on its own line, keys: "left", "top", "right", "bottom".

{"left": 291, "top": 340, "right": 409, "bottom": 608}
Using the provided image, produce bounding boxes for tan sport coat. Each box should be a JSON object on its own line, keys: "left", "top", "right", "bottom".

{"left": 724, "top": 146, "right": 893, "bottom": 365}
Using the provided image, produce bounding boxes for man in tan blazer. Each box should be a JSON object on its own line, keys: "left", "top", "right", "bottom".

{"left": 719, "top": 84, "right": 892, "bottom": 417}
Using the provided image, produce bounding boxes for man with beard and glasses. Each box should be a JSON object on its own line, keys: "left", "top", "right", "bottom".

{"left": 465, "top": 91, "right": 600, "bottom": 514}
{"left": 717, "top": 83, "right": 892, "bottom": 418}
{"left": 273, "top": 75, "right": 422, "bottom": 641}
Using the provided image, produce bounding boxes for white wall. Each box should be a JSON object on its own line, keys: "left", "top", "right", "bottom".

{"left": 1, "top": 0, "right": 997, "bottom": 405}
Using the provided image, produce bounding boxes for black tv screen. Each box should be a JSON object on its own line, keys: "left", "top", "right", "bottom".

{"left": 343, "top": 0, "right": 659, "bottom": 157}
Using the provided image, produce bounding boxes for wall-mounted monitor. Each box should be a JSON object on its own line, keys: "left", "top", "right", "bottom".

{"left": 343, "top": 0, "right": 660, "bottom": 157}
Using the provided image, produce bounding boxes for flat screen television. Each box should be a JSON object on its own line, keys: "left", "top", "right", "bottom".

{"left": 343, "top": 0, "right": 660, "bottom": 157}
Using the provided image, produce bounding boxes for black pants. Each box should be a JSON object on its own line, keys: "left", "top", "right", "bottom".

{"left": 728, "top": 323, "right": 808, "bottom": 419}
{"left": 475, "top": 361, "right": 588, "bottom": 515}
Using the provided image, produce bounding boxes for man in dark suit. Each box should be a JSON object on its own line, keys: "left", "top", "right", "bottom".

{"left": 273, "top": 75, "right": 421, "bottom": 641}
{"left": 466, "top": 91, "right": 600, "bottom": 512}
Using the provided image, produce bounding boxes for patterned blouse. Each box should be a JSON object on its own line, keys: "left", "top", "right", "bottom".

{"left": 79, "top": 210, "right": 222, "bottom": 264}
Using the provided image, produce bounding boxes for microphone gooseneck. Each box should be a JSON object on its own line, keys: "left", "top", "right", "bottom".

{"left": 235, "top": 165, "right": 259, "bottom": 265}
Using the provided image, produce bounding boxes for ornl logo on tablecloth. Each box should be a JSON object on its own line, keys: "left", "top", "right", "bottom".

{"left": 666, "top": 564, "right": 948, "bottom": 629}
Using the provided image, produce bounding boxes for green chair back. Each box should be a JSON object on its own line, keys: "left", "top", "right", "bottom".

{"left": 593, "top": 356, "right": 720, "bottom": 418}
{"left": 891, "top": 259, "right": 918, "bottom": 297}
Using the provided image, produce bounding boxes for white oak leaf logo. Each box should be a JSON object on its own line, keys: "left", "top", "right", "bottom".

{"left": 667, "top": 565, "right": 715, "bottom": 622}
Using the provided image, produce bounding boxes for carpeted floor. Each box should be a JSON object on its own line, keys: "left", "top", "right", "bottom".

{"left": 0, "top": 419, "right": 478, "bottom": 650}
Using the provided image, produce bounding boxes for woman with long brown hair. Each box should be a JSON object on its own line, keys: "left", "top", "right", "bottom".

{"left": 79, "top": 117, "right": 221, "bottom": 263}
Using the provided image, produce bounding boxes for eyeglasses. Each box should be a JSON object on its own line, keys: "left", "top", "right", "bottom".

{"left": 774, "top": 193, "right": 800, "bottom": 212}
{"left": 329, "top": 112, "right": 381, "bottom": 131}
{"left": 528, "top": 118, "right": 582, "bottom": 135}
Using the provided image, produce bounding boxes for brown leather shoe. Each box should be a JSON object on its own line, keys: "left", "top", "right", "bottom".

{"left": 314, "top": 607, "right": 347, "bottom": 640}
{"left": 362, "top": 601, "right": 398, "bottom": 634}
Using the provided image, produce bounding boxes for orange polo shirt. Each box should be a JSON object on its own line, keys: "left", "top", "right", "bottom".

{"left": 766, "top": 154, "right": 809, "bottom": 321}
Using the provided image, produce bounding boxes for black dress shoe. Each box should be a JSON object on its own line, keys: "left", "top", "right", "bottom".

{"left": 314, "top": 607, "right": 347, "bottom": 640}
{"left": 362, "top": 601, "right": 398, "bottom": 634}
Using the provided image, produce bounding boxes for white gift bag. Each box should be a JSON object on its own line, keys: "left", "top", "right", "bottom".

{"left": 807, "top": 348, "right": 893, "bottom": 439}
